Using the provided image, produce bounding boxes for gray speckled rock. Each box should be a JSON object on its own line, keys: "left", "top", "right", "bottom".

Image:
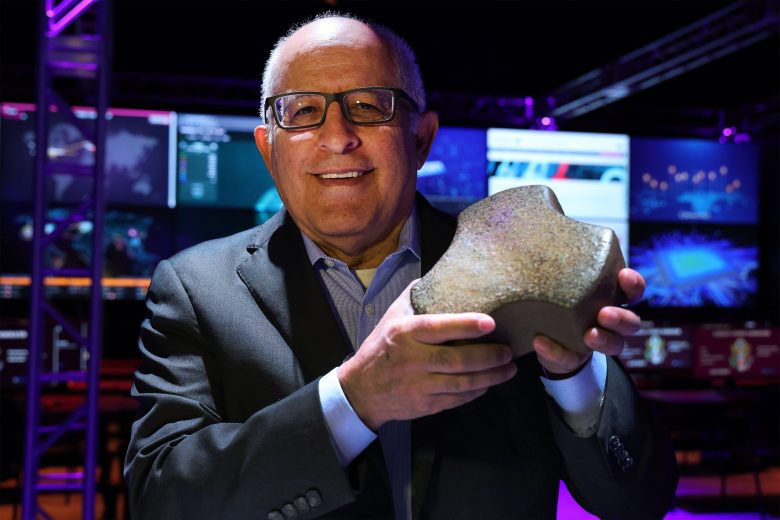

{"left": 412, "top": 185, "right": 626, "bottom": 357}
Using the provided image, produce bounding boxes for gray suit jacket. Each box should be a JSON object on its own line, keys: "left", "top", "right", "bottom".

{"left": 125, "top": 196, "right": 678, "bottom": 519}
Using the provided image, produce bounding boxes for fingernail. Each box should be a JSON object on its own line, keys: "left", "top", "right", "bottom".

{"left": 503, "top": 346, "right": 514, "bottom": 362}
{"left": 589, "top": 328, "right": 606, "bottom": 347}
{"left": 601, "top": 308, "right": 618, "bottom": 327}
{"left": 533, "top": 336, "right": 550, "bottom": 351}
{"left": 477, "top": 316, "right": 495, "bottom": 332}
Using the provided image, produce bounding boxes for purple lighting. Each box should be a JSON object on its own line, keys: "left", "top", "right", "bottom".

{"left": 46, "top": 0, "right": 98, "bottom": 38}
{"left": 718, "top": 127, "right": 751, "bottom": 145}
{"left": 532, "top": 115, "right": 557, "bottom": 131}
{"left": 524, "top": 97, "right": 534, "bottom": 119}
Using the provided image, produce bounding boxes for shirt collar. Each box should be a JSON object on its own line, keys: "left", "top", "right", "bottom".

{"left": 301, "top": 203, "right": 421, "bottom": 267}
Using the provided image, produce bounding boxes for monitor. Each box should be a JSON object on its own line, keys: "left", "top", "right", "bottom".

{"left": 486, "top": 128, "right": 630, "bottom": 221}
{"left": 629, "top": 222, "right": 759, "bottom": 308}
{"left": 0, "top": 317, "right": 88, "bottom": 387}
{"left": 0, "top": 102, "right": 176, "bottom": 207}
{"left": 0, "top": 202, "right": 173, "bottom": 300}
{"left": 630, "top": 137, "right": 759, "bottom": 224}
{"left": 417, "top": 126, "right": 487, "bottom": 215}
{"left": 620, "top": 323, "right": 694, "bottom": 371}
{"left": 694, "top": 327, "right": 780, "bottom": 379}
{"left": 176, "top": 112, "right": 281, "bottom": 218}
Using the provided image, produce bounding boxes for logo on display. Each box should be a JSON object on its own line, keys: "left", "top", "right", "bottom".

{"left": 729, "top": 338, "right": 754, "bottom": 373}
{"left": 644, "top": 334, "right": 667, "bottom": 365}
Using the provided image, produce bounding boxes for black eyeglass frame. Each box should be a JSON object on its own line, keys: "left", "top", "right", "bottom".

{"left": 263, "top": 87, "right": 421, "bottom": 130}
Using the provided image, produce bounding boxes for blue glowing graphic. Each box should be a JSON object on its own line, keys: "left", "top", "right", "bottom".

{"left": 417, "top": 126, "right": 487, "bottom": 214}
{"left": 630, "top": 137, "right": 758, "bottom": 224}
{"left": 630, "top": 227, "right": 758, "bottom": 307}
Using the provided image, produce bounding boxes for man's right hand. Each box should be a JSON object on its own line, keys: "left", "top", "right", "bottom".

{"left": 338, "top": 281, "right": 517, "bottom": 431}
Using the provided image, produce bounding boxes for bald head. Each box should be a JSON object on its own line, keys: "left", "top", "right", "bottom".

{"left": 261, "top": 14, "right": 426, "bottom": 121}
{"left": 286, "top": 16, "right": 384, "bottom": 52}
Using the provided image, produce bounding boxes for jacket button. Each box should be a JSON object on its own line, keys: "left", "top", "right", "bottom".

{"left": 268, "top": 511, "right": 284, "bottom": 520}
{"left": 281, "top": 503, "right": 297, "bottom": 519}
{"left": 617, "top": 447, "right": 628, "bottom": 462}
{"left": 294, "top": 496, "right": 310, "bottom": 513}
{"left": 306, "top": 489, "right": 322, "bottom": 508}
{"left": 608, "top": 435, "right": 621, "bottom": 452}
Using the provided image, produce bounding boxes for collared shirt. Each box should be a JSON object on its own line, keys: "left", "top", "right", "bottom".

{"left": 308, "top": 205, "right": 607, "bottom": 516}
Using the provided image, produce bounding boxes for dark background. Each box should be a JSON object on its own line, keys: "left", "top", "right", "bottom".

{"left": 2, "top": 0, "right": 778, "bottom": 133}
{"left": 1, "top": 0, "right": 778, "bottom": 344}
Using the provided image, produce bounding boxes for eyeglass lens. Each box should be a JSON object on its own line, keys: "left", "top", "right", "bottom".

{"left": 275, "top": 89, "right": 395, "bottom": 128}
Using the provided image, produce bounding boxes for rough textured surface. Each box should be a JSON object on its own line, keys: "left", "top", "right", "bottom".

{"left": 412, "top": 185, "right": 626, "bottom": 357}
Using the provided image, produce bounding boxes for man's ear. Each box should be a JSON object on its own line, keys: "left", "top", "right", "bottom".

{"left": 254, "top": 125, "right": 275, "bottom": 179}
{"left": 414, "top": 111, "right": 439, "bottom": 170}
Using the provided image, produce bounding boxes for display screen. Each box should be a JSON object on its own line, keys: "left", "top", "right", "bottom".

{"left": 630, "top": 137, "right": 758, "bottom": 224}
{"left": 694, "top": 327, "right": 780, "bottom": 379}
{"left": 176, "top": 113, "right": 281, "bottom": 219}
{"left": 417, "top": 126, "right": 487, "bottom": 215}
{"left": 0, "top": 203, "right": 173, "bottom": 300}
{"left": 0, "top": 317, "right": 88, "bottom": 386}
{"left": 0, "top": 102, "right": 176, "bottom": 207}
{"left": 629, "top": 223, "right": 759, "bottom": 308}
{"left": 620, "top": 323, "right": 694, "bottom": 371}
{"left": 486, "top": 128, "right": 630, "bottom": 221}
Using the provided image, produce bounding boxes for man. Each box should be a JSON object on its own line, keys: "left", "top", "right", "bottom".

{"left": 125, "top": 13, "right": 678, "bottom": 519}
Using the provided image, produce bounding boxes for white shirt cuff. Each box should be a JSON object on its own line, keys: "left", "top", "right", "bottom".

{"left": 318, "top": 367, "right": 377, "bottom": 466}
{"left": 540, "top": 351, "right": 607, "bottom": 436}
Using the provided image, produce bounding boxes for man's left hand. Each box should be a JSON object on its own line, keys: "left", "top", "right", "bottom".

{"left": 533, "top": 267, "right": 645, "bottom": 377}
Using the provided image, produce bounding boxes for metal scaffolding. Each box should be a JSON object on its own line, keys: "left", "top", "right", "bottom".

{"left": 22, "top": 0, "right": 111, "bottom": 518}
{"left": 546, "top": 0, "right": 780, "bottom": 122}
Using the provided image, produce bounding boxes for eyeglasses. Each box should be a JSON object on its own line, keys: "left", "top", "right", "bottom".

{"left": 264, "top": 87, "right": 420, "bottom": 130}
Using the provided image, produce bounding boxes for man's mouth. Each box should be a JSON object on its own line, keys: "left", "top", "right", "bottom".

{"left": 316, "top": 170, "right": 371, "bottom": 179}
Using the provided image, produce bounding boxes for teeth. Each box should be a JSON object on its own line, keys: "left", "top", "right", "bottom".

{"left": 319, "top": 171, "right": 363, "bottom": 179}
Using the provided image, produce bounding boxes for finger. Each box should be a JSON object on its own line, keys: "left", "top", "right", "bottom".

{"left": 618, "top": 268, "right": 645, "bottom": 304}
{"left": 409, "top": 313, "right": 496, "bottom": 345}
{"left": 428, "top": 362, "right": 517, "bottom": 394}
{"left": 533, "top": 335, "right": 587, "bottom": 373}
{"left": 597, "top": 306, "right": 641, "bottom": 336}
{"left": 584, "top": 327, "right": 625, "bottom": 356}
{"left": 425, "top": 342, "right": 513, "bottom": 373}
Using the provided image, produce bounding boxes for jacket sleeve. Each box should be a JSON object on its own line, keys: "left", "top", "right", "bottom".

{"left": 123, "top": 259, "right": 358, "bottom": 519}
{"left": 546, "top": 356, "right": 679, "bottom": 520}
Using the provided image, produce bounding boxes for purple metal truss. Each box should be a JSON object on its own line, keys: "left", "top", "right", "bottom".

{"left": 22, "top": 0, "right": 110, "bottom": 519}
{"left": 546, "top": 0, "right": 780, "bottom": 121}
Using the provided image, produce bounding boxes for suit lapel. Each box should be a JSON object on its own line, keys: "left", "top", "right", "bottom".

{"left": 412, "top": 195, "right": 457, "bottom": 518}
{"left": 236, "top": 211, "right": 352, "bottom": 382}
{"left": 417, "top": 193, "right": 457, "bottom": 276}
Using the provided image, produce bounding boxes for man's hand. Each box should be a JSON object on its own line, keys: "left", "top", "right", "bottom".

{"left": 338, "top": 281, "right": 517, "bottom": 431}
{"left": 534, "top": 268, "right": 645, "bottom": 377}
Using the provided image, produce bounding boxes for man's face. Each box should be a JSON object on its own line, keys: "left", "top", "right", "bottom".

{"left": 255, "top": 22, "right": 437, "bottom": 264}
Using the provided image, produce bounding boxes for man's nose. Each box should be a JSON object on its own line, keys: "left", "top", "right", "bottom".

{"left": 317, "top": 102, "right": 360, "bottom": 154}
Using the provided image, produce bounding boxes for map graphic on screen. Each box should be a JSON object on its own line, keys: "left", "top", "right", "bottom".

{"left": 0, "top": 102, "right": 176, "bottom": 207}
